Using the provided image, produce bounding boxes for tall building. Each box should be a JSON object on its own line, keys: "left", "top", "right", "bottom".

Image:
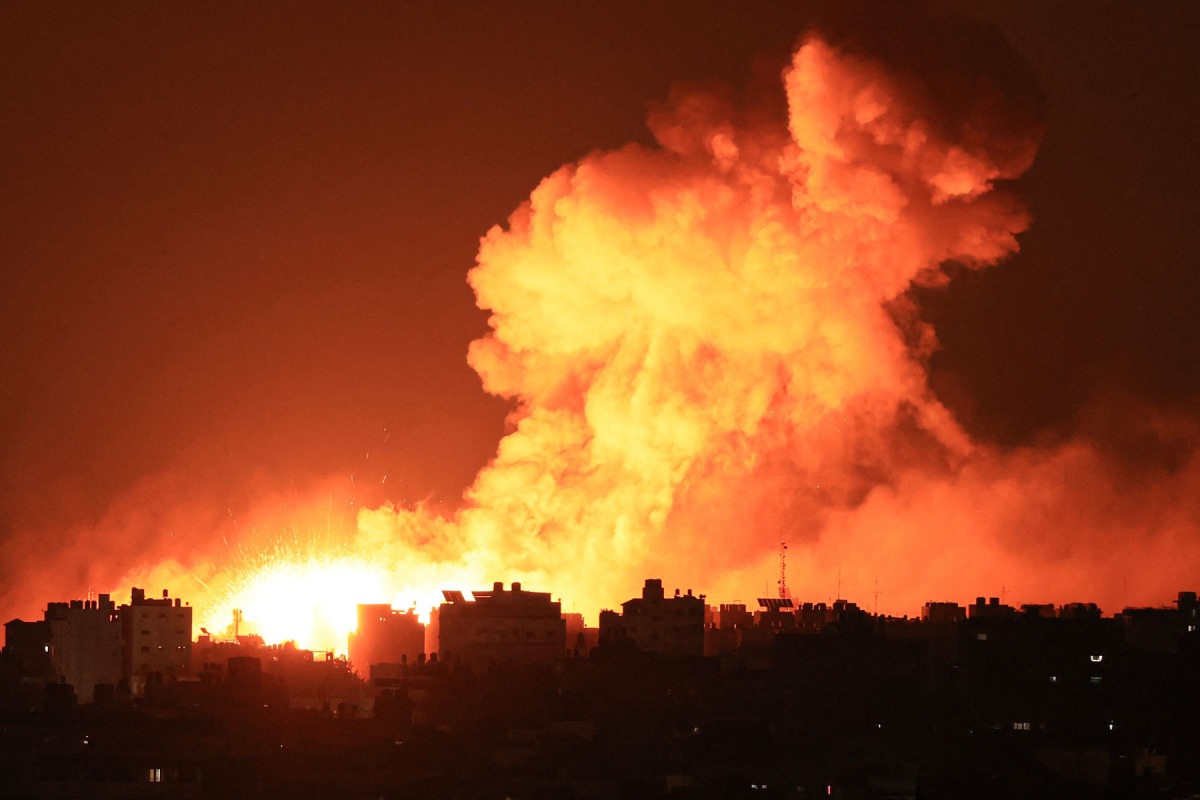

{"left": 2, "top": 587, "right": 193, "bottom": 702}
{"left": 348, "top": 604, "right": 425, "bottom": 675}
{"left": 44, "top": 594, "right": 122, "bottom": 703}
{"left": 599, "top": 579, "right": 705, "bottom": 657}
{"left": 436, "top": 582, "right": 565, "bottom": 670}
{"left": 121, "top": 587, "right": 192, "bottom": 694}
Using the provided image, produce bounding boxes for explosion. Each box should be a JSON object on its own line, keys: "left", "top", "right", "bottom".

{"left": 200, "top": 548, "right": 384, "bottom": 649}
{"left": 350, "top": 32, "right": 1047, "bottom": 618}
{"left": 89, "top": 26, "right": 1200, "bottom": 647}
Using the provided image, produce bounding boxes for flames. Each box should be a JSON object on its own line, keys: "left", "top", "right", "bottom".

{"left": 201, "top": 550, "right": 384, "bottom": 650}
{"left": 104, "top": 31, "right": 1200, "bottom": 650}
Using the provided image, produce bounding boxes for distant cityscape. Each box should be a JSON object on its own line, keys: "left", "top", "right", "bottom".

{"left": 2, "top": 578, "right": 1199, "bottom": 798}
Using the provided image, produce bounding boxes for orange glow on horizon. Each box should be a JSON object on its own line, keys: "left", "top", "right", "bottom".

{"left": 190, "top": 526, "right": 478, "bottom": 653}
{"left": 106, "top": 35, "right": 1200, "bottom": 632}
{"left": 201, "top": 554, "right": 384, "bottom": 653}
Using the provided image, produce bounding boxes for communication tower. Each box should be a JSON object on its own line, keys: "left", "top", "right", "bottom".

{"left": 778, "top": 540, "right": 790, "bottom": 599}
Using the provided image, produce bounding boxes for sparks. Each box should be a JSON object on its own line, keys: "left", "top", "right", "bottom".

{"left": 202, "top": 547, "right": 385, "bottom": 654}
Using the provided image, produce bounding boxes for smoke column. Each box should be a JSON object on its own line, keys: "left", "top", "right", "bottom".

{"left": 356, "top": 31, "right": 1161, "bottom": 614}
{"left": 359, "top": 32, "right": 1200, "bottom": 616}
{"left": 11, "top": 26, "right": 1198, "bottom": 636}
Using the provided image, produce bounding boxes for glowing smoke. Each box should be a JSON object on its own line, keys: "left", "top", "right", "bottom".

{"left": 358, "top": 33, "right": 1054, "bottom": 613}
{"left": 10, "top": 28, "right": 1198, "bottom": 647}
{"left": 358, "top": 33, "right": 1198, "bottom": 617}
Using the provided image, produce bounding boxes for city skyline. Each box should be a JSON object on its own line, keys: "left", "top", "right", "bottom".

{"left": 2, "top": 4, "right": 1198, "bottom": 639}
{"left": 11, "top": 574, "right": 1198, "bottom": 658}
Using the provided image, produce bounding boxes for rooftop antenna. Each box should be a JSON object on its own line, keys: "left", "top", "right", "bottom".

{"left": 873, "top": 576, "right": 880, "bottom": 616}
{"left": 778, "top": 540, "right": 789, "bottom": 599}
{"left": 233, "top": 608, "right": 242, "bottom": 641}
{"left": 837, "top": 567, "right": 842, "bottom": 602}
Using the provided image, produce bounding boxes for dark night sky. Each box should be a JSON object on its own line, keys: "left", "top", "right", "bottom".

{"left": 1, "top": 2, "right": 1197, "bottom": 615}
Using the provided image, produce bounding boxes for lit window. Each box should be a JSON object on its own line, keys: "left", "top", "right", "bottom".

{"left": 1090, "top": 655, "right": 1103, "bottom": 663}
{"left": 976, "top": 632, "right": 987, "bottom": 641}
{"left": 1091, "top": 676, "right": 1102, "bottom": 685}
{"left": 1049, "top": 676, "right": 1057, "bottom": 683}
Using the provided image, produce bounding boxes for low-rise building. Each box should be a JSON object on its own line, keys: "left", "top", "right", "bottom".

{"left": 436, "top": 582, "right": 565, "bottom": 670}
{"left": 348, "top": 604, "right": 425, "bottom": 675}
{"left": 922, "top": 601, "right": 967, "bottom": 625}
{"left": 599, "top": 579, "right": 705, "bottom": 657}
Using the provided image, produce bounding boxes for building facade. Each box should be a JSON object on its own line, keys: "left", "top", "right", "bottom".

{"left": 348, "top": 604, "right": 425, "bottom": 675}
{"left": 45, "top": 594, "right": 122, "bottom": 703}
{"left": 121, "top": 588, "right": 192, "bottom": 694}
{"left": 436, "top": 582, "right": 565, "bottom": 670}
{"left": 599, "top": 579, "right": 705, "bottom": 657}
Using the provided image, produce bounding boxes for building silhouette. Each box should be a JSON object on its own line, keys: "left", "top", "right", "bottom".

{"left": 348, "top": 603, "right": 425, "bottom": 675}
{"left": 2, "top": 588, "right": 190, "bottom": 701}
{"left": 435, "top": 582, "right": 565, "bottom": 670}
{"left": 122, "top": 587, "right": 192, "bottom": 695}
{"left": 45, "top": 593, "right": 122, "bottom": 703}
{"left": 599, "top": 578, "right": 705, "bottom": 657}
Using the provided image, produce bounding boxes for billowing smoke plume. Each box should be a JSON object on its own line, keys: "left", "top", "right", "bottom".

{"left": 359, "top": 32, "right": 1190, "bottom": 614}
{"left": 9, "top": 26, "right": 1197, "bottom": 639}
{"left": 347, "top": 33, "right": 1200, "bottom": 618}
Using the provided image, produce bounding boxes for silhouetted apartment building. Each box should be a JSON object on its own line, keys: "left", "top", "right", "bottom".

{"left": 795, "top": 601, "right": 835, "bottom": 632}
{"left": 45, "top": 594, "right": 122, "bottom": 703}
{"left": 121, "top": 587, "right": 192, "bottom": 695}
{"left": 922, "top": 601, "right": 966, "bottom": 625}
{"left": 2, "top": 619, "right": 53, "bottom": 683}
{"left": 2, "top": 588, "right": 188, "bottom": 701}
{"left": 3, "top": 595, "right": 122, "bottom": 702}
{"left": 348, "top": 604, "right": 425, "bottom": 675}
{"left": 599, "top": 579, "right": 705, "bottom": 657}
{"left": 1118, "top": 590, "right": 1200, "bottom": 653}
{"left": 704, "top": 603, "right": 754, "bottom": 656}
{"left": 968, "top": 596, "right": 1016, "bottom": 619}
{"left": 435, "top": 582, "right": 565, "bottom": 669}
{"left": 1058, "top": 601, "right": 1102, "bottom": 620}
{"left": 1179, "top": 590, "right": 1199, "bottom": 634}
{"left": 1020, "top": 603, "right": 1057, "bottom": 619}
{"left": 755, "top": 596, "right": 798, "bottom": 633}
{"left": 712, "top": 603, "right": 753, "bottom": 631}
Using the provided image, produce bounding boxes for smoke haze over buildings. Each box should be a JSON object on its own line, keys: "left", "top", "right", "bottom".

{"left": 1, "top": 3, "right": 1196, "bottom": 638}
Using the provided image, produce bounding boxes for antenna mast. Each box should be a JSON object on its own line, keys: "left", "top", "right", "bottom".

{"left": 778, "top": 540, "right": 789, "bottom": 599}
